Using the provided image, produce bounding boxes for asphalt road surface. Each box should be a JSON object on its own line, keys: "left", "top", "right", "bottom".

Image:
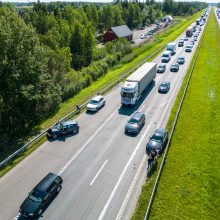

{"left": 0, "top": 14, "right": 206, "bottom": 220}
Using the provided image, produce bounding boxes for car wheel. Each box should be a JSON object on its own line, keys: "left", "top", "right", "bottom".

{"left": 57, "top": 185, "right": 61, "bottom": 193}
{"left": 72, "top": 129, "right": 78, "bottom": 134}
{"left": 103, "top": 101, "right": 105, "bottom": 106}
{"left": 53, "top": 134, "right": 57, "bottom": 139}
{"left": 38, "top": 209, "right": 43, "bottom": 216}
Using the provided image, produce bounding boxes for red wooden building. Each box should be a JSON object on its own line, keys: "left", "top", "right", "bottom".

{"left": 103, "top": 25, "right": 133, "bottom": 43}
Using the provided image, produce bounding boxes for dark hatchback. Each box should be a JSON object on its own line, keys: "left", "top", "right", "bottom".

{"left": 125, "top": 112, "right": 145, "bottom": 134}
{"left": 170, "top": 63, "right": 179, "bottom": 72}
{"left": 19, "top": 173, "right": 63, "bottom": 218}
{"left": 157, "top": 64, "right": 166, "bottom": 73}
{"left": 47, "top": 120, "right": 79, "bottom": 139}
{"left": 146, "top": 128, "right": 168, "bottom": 155}
{"left": 178, "top": 40, "right": 184, "bottom": 47}
{"left": 177, "top": 57, "right": 185, "bottom": 65}
{"left": 158, "top": 82, "right": 170, "bottom": 93}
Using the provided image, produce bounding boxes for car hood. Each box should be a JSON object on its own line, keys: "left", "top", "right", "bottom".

{"left": 87, "top": 103, "right": 98, "bottom": 109}
{"left": 20, "top": 198, "right": 41, "bottom": 214}
{"left": 147, "top": 140, "right": 162, "bottom": 150}
{"left": 125, "top": 123, "right": 138, "bottom": 130}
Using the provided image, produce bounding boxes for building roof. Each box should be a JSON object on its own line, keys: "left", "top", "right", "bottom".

{"left": 111, "top": 25, "right": 133, "bottom": 38}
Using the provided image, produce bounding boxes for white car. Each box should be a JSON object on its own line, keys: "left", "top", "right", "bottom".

{"left": 86, "top": 95, "right": 105, "bottom": 112}
{"left": 140, "top": 34, "right": 147, "bottom": 39}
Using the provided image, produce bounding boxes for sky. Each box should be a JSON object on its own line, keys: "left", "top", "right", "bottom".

{"left": 1, "top": 0, "right": 219, "bottom": 4}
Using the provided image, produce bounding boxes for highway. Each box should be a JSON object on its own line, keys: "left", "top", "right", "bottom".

{"left": 0, "top": 14, "right": 206, "bottom": 220}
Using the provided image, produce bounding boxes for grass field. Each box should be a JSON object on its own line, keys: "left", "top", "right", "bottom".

{"left": 0, "top": 11, "right": 204, "bottom": 177}
{"left": 145, "top": 9, "right": 220, "bottom": 220}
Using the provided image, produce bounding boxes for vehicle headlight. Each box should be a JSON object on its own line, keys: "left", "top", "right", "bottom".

{"left": 29, "top": 213, "right": 34, "bottom": 216}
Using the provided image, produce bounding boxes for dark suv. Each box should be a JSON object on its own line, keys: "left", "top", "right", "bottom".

{"left": 19, "top": 173, "right": 63, "bottom": 218}
{"left": 47, "top": 120, "right": 79, "bottom": 139}
{"left": 125, "top": 112, "right": 145, "bottom": 134}
{"left": 146, "top": 128, "right": 168, "bottom": 155}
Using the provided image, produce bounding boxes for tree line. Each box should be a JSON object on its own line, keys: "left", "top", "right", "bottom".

{"left": 0, "top": 1, "right": 207, "bottom": 143}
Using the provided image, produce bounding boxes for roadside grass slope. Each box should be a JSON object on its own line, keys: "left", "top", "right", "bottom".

{"left": 0, "top": 11, "right": 204, "bottom": 177}
{"left": 147, "top": 9, "right": 220, "bottom": 220}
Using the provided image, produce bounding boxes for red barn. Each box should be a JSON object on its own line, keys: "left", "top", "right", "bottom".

{"left": 103, "top": 25, "right": 133, "bottom": 43}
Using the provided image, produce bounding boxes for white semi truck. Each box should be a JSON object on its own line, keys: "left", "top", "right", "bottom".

{"left": 121, "top": 62, "right": 157, "bottom": 106}
{"left": 167, "top": 42, "right": 177, "bottom": 55}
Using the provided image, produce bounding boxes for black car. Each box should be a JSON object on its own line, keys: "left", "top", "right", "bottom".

{"left": 146, "top": 128, "right": 168, "bottom": 155}
{"left": 20, "top": 173, "right": 63, "bottom": 218}
{"left": 158, "top": 82, "right": 170, "bottom": 93}
{"left": 47, "top": 120, "right": 79, "bottom": 139}
{"left": 157, "top": 64, "right": 166, "bottom": 73}
{"left": 125, "top": 112, "right": 145, "bottom": 134}
{"left": 185, "top": 45, "right": 193, "bottom": 52}
{"left": 170, "top": 63, "right": 179, "bottom": 72}
{"left": 177, "top": 57, "right": 185, "bottom": 65}
{"left": 178, "top": 40, "right": 184, "bottom": 47}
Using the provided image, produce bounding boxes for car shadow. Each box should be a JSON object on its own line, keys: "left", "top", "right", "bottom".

{"left": 118, "top": 81, "right": 155, "bottom": 116}
{"left": 18, "top": 190, "right": 61, "bottom": 220}
{"left": 47, "top": 132, "right": 78, "bottom": 142}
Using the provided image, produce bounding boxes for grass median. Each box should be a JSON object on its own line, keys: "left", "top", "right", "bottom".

{"left": 133, "top": 9, "right": 219, "bottom": 220}
{"left": 0, "top": 11, "right": 204, "bottom": 177}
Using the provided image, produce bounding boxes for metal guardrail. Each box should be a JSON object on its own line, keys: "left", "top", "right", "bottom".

{"left": 0, "top": 42, "right": 166, "bottom": 168}
{"left": 143, "top": 14, "right": 207, "bottom": 220}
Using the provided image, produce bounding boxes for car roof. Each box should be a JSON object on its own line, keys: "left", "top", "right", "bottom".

{"left": 91, "top": 95, "right": 104, "bottom": 101}
{"left": 61, "top": 120, "right": 77, "bottom": 126}
{"left": 132, "top": 112, "right": 144, "bottom": 120}
{"left": 34, "top": 173, "right": 60, "bottom": 193}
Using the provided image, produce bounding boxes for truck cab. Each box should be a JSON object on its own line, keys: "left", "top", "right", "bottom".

{"left": 121, "top": 81, "right": 139, "bottom": 106}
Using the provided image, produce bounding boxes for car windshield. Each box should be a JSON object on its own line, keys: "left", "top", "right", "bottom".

{"left": 90, "top": 100, "right": 99, "bottom": 104}
{"left": 28, "top": 190, "right": 44, "bottom": 203}
{"left": 178, "top": 58, "right": 184, "bottom": 61}
{"left": 151, "top": 134, "right": 163, "bottom": 142}
{"left": 121, "top": 92, "right": 134, "bottom": 98}
{"left": 158, "top": 65, "right": 164, "bottom": 68}
{"left": 161, "top": 83, "right": 167, "bottom": 86}
{"left": 55, "top": 123, "right": 62, "bottom": 131}
{"left": 128, "top": 118, "right": 138, "bottom": 124}
{"left": 163, "top": 54, "right": 169, "bottom": 57}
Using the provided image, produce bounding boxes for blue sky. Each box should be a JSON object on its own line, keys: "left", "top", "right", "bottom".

{"left": 1, "top": 0, "right": 219, "bottom": 4}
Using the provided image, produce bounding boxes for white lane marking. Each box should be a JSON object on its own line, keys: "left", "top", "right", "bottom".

{"left": 139, "top": 104, "right": 145, "bottom": 112}
{"left": 58, "top": 109, "right": 118, "bottom": 175}
{"left": 116, "top": 155, "right": 147, "bottom": 220}
{"left": 98, "top": 123, "right": 151, "bottom": 220}
{"left": 90, "top": 160, "right": 108, "bottom": 186}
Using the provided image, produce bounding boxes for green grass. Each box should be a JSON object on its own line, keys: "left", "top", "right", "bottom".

{"left": 0, "top": 11, "right": 204, "bottom": 177}
{"left": 145, "top": 9, "right": 220, "bottom": 220}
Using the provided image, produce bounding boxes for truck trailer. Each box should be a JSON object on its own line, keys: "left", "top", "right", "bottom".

{"left": 121, "top": 62, "right": 157, "bottom": 106}
{"left": 166, "top": 42, "right": 177, "bottom": 55}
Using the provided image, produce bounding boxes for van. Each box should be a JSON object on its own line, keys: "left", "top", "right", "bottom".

{"left": 161, "top": 50, "right": 172, "bottom": 63}
{"left": 19, "top": 173, "right": 63, "bottom": 218}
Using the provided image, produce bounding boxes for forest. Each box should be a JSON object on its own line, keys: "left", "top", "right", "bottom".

{"left": 0, "top": 0, "right": 207, "bottom": 142}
